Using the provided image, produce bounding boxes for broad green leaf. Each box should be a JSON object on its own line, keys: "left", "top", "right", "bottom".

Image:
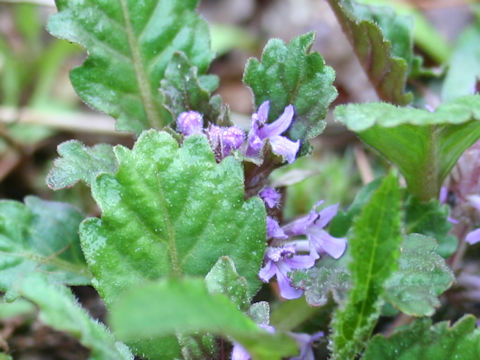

{"left": 205, "top": 256, "right": 250, "bottom": 312}
{"left": 291, "top": 255, "right": 350, "bottom": 307}
{"left": 363, "top": 315, "right": 480, "bottom": 359}
{"left": 335, "top": 95, "right": 480, "bottom": 200}
{"left": 0, "top": 196, "right": 90, "bottom": 299}
{"left": 325, "top": 0, "right": 413, "bottom": 105}
{"left": 405, "top": 196, "right": 458, "bottom": 258}
{"left": 331, "top": 173, "right": 402, "bottom": 360}
{"left": 243, "top": 32, "right": 337, "bottom": 142}
{"left": 110, "top": 277, "right": 298, "bottom": 360}
{"left": 80, "top": 130, "right": 266, "bottom": 357}
{"left": 18, "top": 274, "right": 133, "bottom": 360}
{"left": 442, "top": 24, "right": 480, "bottom": 102}
{"left": 48, "top": 0, "right": 214, "bottom": 133}
{"left": 47, "top": 140, "right": 117, "bottom": 190}
{"left": 384, "top": 234, "right": 454, "bottom": 316}
{"left": 160, "top": 52, "right": 229, "bottom": 126}
{"left": 248, "top": 301, "right": 270, "bottom": 326}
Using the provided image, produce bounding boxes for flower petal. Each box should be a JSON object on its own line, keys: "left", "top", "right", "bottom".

{"left": 258, "top": 104, "right": 294, "bottom": 138}
{"left": 314, "top": 203, "right": 340, "bottom": 228}
{"left": 231, "top": 343, "right": 251, "bottom": 360}
{"left": 177, "top": 111, "right": 203, "bottom": 136}
{"left": 256, "top": 101, "right": 270, "bottom": 124}
{"left": 259, "top": 260, "right": 277, "bottom": 282}
{"left": 270, "top": 135, "right": 300, "bottom": 164}
{"left": 308, "top": 228, "right": 347, "bottom": 259}
{"left": 284, "top": 254, "right": 316, "bottom": 270}
{"left": 276, "top": 269, "right": 303, "bottom": 299}
{"left": 466, "top": 228, "right": 480, "bottom": 245}
{"left": 267, "top": 217, "right": 288, "bottom": 239}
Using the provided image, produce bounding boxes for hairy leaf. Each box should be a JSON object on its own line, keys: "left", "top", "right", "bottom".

{"left": 110, "top": 278, "right": 298, "bottom": 360}
{"left": 384, "top": 234, "right": 454, "bottom": 316}
{"left": 405, "top": 196, "right": 458, "bottom": 258}
{"left": 291, "top": 255, "right": 350, "bottom": 307}
{"left": 326, "top": 0, "right": 413, "bottom": 105}
{"left": 80, "top": 130, "right": 265, "bottom": 358}
{"left": 363, "top": 315, "right": 480, "bottom": 359}
{"left": 48, "top": 0, "right": 214, "bottom": 133}
{"left": 335, "top": 95, "right": 480, "bottom": 200}
{"left": 243, "top": 32, "right": 337, "bottom": 142}
{"left": 442, "top": 24, "right": 480, "bottom": 102}
{"left": 331, "top": 173, "right": 402, "bottom": 360}
{"left": 160, "top": 52, "right": 229, "bottom": 126}
{"left": 19, "top": 274, "right": 133, "bottom": 360}
{"left": 0, "top": 196, "right": 90, "bottom": 299}
{"left": 47, "top": 140, "right": 117, "bottom": 190}
{"left": 205, "top": 256, "right": 250, "bottom": 312}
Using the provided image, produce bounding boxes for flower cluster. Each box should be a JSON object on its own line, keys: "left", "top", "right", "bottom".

{"left": 259, "top": 197, "right": 347, "bottom": 299}
{"left": 176, "top": 101, "right": 300, "bottom": 163}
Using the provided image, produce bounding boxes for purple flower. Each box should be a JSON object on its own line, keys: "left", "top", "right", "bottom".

{"left": 260, "top": 187, "right": 281, "bottom": 208}
{"left": 231, "top": 324, "right": 275, "bottom": 360}
{"left": 246, "top": 101, "right": 300, "bottom": 164}
{"left": 259, "top": 245, "right": 315, "bottom": 299}
{"left": 207, "top": 125, "right": 245, "bottom": 160}
{"left": 282, "top": 201, "right": 346, "bottom": 260}
{"left": 466, "top": 229, "right": 480, "bottom": 245}
{"left": 289, "top": 331, "right": 324, "bottom": 360}
{"left": 267, "top": 216, "right": 288, "bottom": 239}
{"left": 177, "top": 111, "right": 203, "bottom": 136}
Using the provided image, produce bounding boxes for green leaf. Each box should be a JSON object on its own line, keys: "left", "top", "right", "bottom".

{"left": 291, "top": 255, "right": 350, "bottom": 307}
{"left": 205, "top": 256, "right": 250, "bottom": 312}
{"left": 19, "top": 274, "right": 133, "bottom": 360}
{"left": 384, "top": 234, "right": 454, "bottom": 316}
{"left": 335, "top": 95, "right": 480, "bottom": 200}
{"left": 325, "top": 0, "right": 413, "bottom": 105}
{"left": 80, "top": 130, "right": 266, "bottom": 357}
{"left": 248, "top": 301, "right": 270, "bottom": 326}
{"left": 160, "top": 52, "right": 229, "bottom": 126}
{"left": 243, "top": 32, "right": 337, "bottom": 142}
{"left": 0, "top": 196, "right": 90, "bottom": 299}
{"left": 47, "top": 140, "right": 118, "bottom": 190}
{"left": 110, "top": 277, "right": 298, "bottom": 360}
{"left": 442, "top": 24, "right": 480, "bottom": 102}
{"left": 362, "top": 315, "right": 480, "bottom": 359}
{"left": 329, "top": 177, "right": 382, "bottom": 237}
{"left": 405, "top": 196, "right": 458, "bottom": 258}
{"left": 48, "top": 0, "right": 214, "bottom": 133}
{"left": 331, "top": 172, "right": 402, "bottom": 360}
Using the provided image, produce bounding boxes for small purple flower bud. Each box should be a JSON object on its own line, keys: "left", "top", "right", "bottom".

{"left": 207, "top": 125, "right": 245, "bottom": 159}
{"left": 260, "top": 187, "right": 281, "bottom": 208}
{"left": 177, "top": 111, "right": 203, "bottom": 136}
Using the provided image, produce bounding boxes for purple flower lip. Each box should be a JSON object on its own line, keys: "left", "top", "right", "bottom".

{"left": 246, "top": 101, "right": 300, "bottom": 164}
{"left": 282, "top": 201, "right": 347, "bottom": 260}
{"left": 260, "top": 187, "right": 281, "bottom": 208}
{"left": 259, "top": 244, "right": 315, "bottom": 299}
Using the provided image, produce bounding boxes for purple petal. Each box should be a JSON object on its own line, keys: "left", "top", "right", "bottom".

{"left": 260, "top": 187, "right": 281, "bottom": 208}
{"left": 259, "top": 260, "right": 277, "bottom": 282}
{"left": 283, "top": 254, "right": 316, "bottom": 270}
{"left": 255, "top": 101, "right": 270, "bottom": 125}
{"left": 232, "top": 343, "right": 250, "bottom": 360}
{"left": 466, "top": 228, "right": 480, "bottom": 245}
{"left": 267, "top": 217, "right": 288, "bottom": 239}
{"left": 221, "top": 126, "right": 245, "bottom": 153}
{"left": 270, "top": 135, "right": 300, "bottom": 164}
{"left": 245, "top": 134, "right": 263, "bottom": 157}
{"left": 307, "top": 227, "right": 347, "bottom": 259}
{"left": 177, "top": 111, "right": 204, "bottom": 136}
{"left": 314, "top": 203, "right": 340, "bottom": 228}
{"left": 448, "top": 216, "right": 459, "bottom": 224}
{"left": 289, "top": 331, "right": 324, "bottom": 360}
{"left": 283, "top": 212, "right": 317, "bottom": 237}
{"left": 439, "top": 186, "right": 448, "bottom": 204}
{"left": 276, "top": 269, "right": 303, "bottom": 299}
{"left": 257, "top": 104, "right": 294, "bottom": 138}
